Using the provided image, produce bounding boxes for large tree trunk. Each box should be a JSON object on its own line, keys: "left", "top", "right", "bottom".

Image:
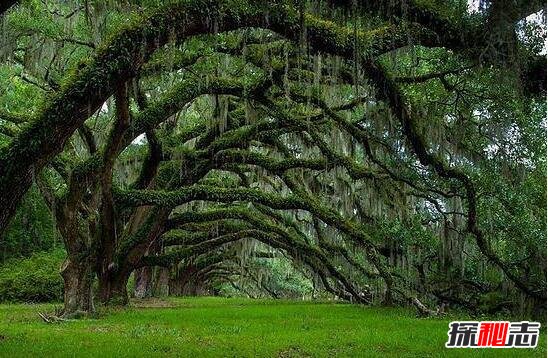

{"left": 132, "top": 241, "right": 160, "bottom": 299}
{"left": 169, "top": 265, "right": 195, "bottom": 296}
{"left": 383, "top": 287, "right": 394, "bottom": 306}
{"left": 182, "top": 280, "right": 209, "bottom": 296}
{"left": 97, "top": 270, "right": 130, "bottom": 305}
{"left": 169, "top": 274, "right": 184, "bottom": 296}
{"left": 153, "top": 267, "right": 170, "bottom": 296}
{"left": 60, "top": 258, "right": 94, "bottom": 317}
{"left": 133, "top": 266, "right": 154, "bottom": 299}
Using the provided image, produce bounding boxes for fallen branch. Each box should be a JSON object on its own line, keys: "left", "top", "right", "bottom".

{"left": 38, "top": 312, "right": 70, "bottom": 323}
{"left": 410, "top": 297, "right": 446, "bottom": 318}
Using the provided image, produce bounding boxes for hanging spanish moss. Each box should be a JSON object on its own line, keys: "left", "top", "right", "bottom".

{"left": 0, "top": 0, "right": 544, "bottom": 325}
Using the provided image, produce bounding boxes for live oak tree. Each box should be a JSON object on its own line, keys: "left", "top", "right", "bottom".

{"left": 0, "top": 0, "right": 545, "bottom": 318}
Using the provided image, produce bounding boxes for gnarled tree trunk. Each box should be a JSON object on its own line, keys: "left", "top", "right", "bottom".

{"left": 97, "top": 269, "right": 130, "bottom": 306}
{"left": 153, "top": 267, "right": 170, "bottom": 297}
{"left": 60, "top": 258, "right": 94, "bottom": 317}
{"left": 133, "top": 266, "right": 154, "bottom": 299}
{"left": 132, "top": 241, "right": 161, "bottom": 299}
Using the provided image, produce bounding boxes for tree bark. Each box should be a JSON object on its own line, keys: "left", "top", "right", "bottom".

{"left": 97, "top": 270, "right": 130, "bottom": 305}
{"left": 168, "top": 275, "right": 184, "bottom": 296}
{"left": 169, "top": 265, "right": 200, "bottom": 296}
{"left": 133, "top": 266, "right": 154, "bottom": 299}
{"left": 153, "top": 267, "right": 170, "bottom": 297}
{"left": 60, "top": 258, "right": 94, "bottom": 317}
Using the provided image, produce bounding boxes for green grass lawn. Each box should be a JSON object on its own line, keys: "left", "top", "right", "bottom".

{"left": 0, "top": 297, "right": 545, "bottom": 357}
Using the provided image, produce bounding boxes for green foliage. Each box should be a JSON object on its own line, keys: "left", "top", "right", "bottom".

{"left": 1, "top": 185, "right": 57, "bottom": 262}
{"left": 218, "top": 257, "right": 314, "bottom": 299}
{"left": 0, "top": 249, "right": 65, "bottom": 303}
{"left": 259, "top": 258, "right": 314, "bottom": 297}
{"left": 0, "top": 64, "right": 43, "bottom": 116}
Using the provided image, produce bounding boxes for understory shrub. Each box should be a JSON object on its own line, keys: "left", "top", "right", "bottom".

{"left": 0, "top": 249, "right": 65, "bottom": 302}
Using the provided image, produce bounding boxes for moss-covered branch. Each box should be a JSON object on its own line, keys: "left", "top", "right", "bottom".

{"left": 363, "top": 59, "right": 545, "bottom": 301}
{"left": 139, "top": 229, "right": 266, "bottom": 267}
{"left": 114, "top": 185, "right": 304, "bottom": 210}
{"left": 166, "top": 205, "right": 370, "bottom": 303}
{"left": 214, "top": 149, "right": 327, "bottom": 173}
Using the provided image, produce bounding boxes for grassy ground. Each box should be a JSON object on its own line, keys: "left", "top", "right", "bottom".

{"left": 0, "top": 297, "right": 545, "bottom": 357}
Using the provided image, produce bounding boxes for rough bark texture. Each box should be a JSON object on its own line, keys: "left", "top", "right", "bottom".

{"left": 168, "top": 266, "right": 209, "bottom": 296}
{"left": 153, "top": 267, "right": 170, "bottom": 297}
{"left": 168, "top": 276, "right": 183, "bottom": 296}
{"left": 60, "top": 258, "right": 94, "bottom": 317}
{"left": 133, "top": 267, "right": 154, "bottom": 299}
{"left": 97, "top": 270, "right": 130, "bottom": 305}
